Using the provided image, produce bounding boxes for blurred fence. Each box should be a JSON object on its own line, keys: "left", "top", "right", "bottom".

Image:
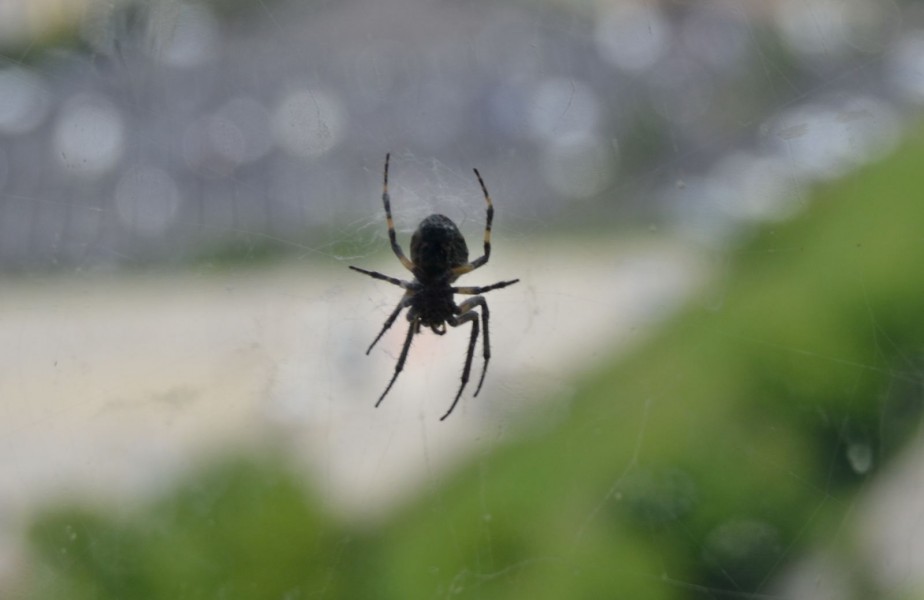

{"left": 0, "top": 0, "right": 919, "bottom": 269}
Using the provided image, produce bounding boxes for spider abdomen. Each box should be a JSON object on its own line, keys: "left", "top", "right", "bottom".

{"left": 410, "top": 214, "right": 469, "bottom": 282}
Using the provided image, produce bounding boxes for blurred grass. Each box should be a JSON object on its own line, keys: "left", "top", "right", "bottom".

{"left": 21, "top": 123, "right": 924, "bottom": 598}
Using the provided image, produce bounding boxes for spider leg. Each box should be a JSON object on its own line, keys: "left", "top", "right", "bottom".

{"left": 364, "top": 294, "right": 412, "bottom": 355}
{"left": 452, "top": 279, "right": 520, "bottom": 295}
{"left": 349, "top": 265, "right": 415, "bottom": 289}
{"left": 382, "top": 153, "right": 415, "bottom": 272}
{"left": 451, "top": 167, "right": 494, "bottom": 277}
{"left": 458, "top": 296, "right": 492, "bottom": 397}
{"left": 376, "top": 318, "right": 417, "bottom": 408}
{"left": 442, "top": 307, "right": 480, "bottom": 421}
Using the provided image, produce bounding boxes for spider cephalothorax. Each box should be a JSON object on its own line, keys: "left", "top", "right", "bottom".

{"left": 349, "top": 154, "right": 520, "bottom": 420}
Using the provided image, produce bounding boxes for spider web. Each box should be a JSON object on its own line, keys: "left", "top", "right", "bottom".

{"left": 1, "top": 0, "right": 922, "bottom": 597}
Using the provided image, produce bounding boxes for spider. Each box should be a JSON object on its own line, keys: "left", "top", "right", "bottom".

{"left": 350, "top": 154, "right": 520, "bottom": 420}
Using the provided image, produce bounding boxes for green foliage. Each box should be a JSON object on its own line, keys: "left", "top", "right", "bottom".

{"left": 24, "top": 127, "right": 924, "bottom": 598}
{"left": 372, "top": 127, "right": 924, "bottom": 598}
{"left": 27, "top": 458, "right": 357, "bottom": 599}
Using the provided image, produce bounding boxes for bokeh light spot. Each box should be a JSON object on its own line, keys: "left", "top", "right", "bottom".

{"left": 528, "top": 77, "right": 602, "bottom": 142}
{"left": 595, "top": 1, "right": 671, "bottom": 73}
{"left": 542, "top": 134, "right": 617, "bottom": 200}
{"left": 53, "top": 94, "right": 125, "bottom": 178}
{"left": 272, "top": 88, "right": 347, "bottom": 159}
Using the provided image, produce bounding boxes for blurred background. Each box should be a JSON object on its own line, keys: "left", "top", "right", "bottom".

{"left": 3, "top": 0, "right": 924, "bottom": 597}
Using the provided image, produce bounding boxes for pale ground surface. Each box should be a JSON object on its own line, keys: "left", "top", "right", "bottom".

{"left": 2, "top": 237, "right": 924, "bottom": 597}
{"left": 0, "top": 237, "right": 704, "bottom": 572}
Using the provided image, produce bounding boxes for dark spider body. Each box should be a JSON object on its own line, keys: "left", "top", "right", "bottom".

{"left": 409, "top": 215, "right": 467, "bottom": 334}
{"left": 410, "top": 214, "right": 469, "bottom": 283}
{"left": 407, "top": 281, "right": 455, "bottom": 334}
{"left": 349, "top": 154, "right": 520, "bottom": 420}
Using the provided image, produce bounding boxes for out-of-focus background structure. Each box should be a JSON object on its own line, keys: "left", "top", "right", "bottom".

{"left": 3, "top": 0, "right": 924, "bottom": 598}
{"left": 0, "top": 0, "right": 916, "bottom": 268}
